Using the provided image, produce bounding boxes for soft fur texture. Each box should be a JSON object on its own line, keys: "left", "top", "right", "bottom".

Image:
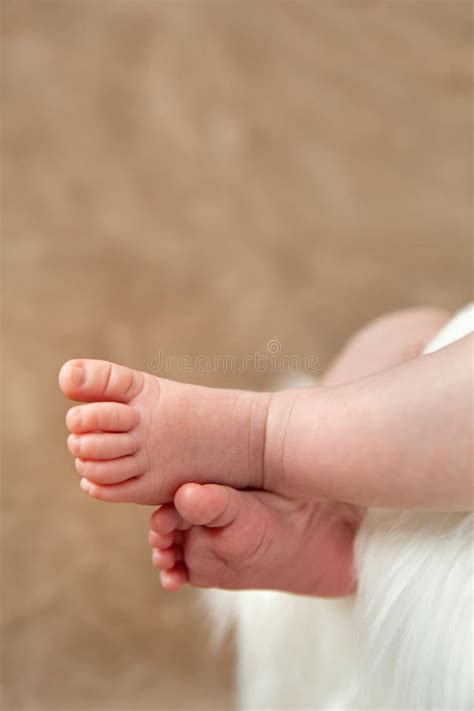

{"left": 205, "top": 305, "right": 473, "bottom": 710}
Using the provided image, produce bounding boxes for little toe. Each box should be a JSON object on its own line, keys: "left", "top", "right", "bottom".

{"left": 66, "top": 402, "right": 139, "bottom": 434}
{"left": 75, "top": 453, "right": 143, "bottom": 485}
{"left": 174, "top": 483, "right": 241, "bottom": 527}
{"left": 79, "top": 476, "right": 152, "bottom": 504}
{"left": 59, "top": 359, "right": 145, "bottom": 403}
{"left": 67, "top": 432, "right": 138, "bottom": 460}
{"left": 152, "top": 545, "right": 183, "bottom": 570}
{"left": 160, "top": 563, "right": 188, "bottom": 592}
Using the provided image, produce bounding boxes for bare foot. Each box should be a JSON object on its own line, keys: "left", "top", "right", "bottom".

{"left": 148, "top": 483, "right": 359, "bottom": 596}
{"left": 59, "top": 359, "right": 271, "bottom": 504}
{"left": 59, "top": 359, "right": 358, "bottom": 596}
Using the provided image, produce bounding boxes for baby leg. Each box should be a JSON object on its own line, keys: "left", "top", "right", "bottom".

{"left": 149, "top": 307, "right": 451, "bottom": 592}
{"left": 323, "top": 307, "right": 450, "bottom": 385}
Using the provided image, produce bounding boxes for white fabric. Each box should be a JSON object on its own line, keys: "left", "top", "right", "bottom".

{"left": 205, "top": 305, "right": 474, "bottom": 710}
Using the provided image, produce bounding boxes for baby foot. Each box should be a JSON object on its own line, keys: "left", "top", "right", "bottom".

{"left": 148, "top": 483, "right": 359, "bottom": 596}
{"left": 59, "top": 359, "right": 271, "bottom": 505}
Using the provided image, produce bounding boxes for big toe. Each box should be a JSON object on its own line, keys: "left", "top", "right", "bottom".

{"left": 178, "top": 485, "right": 273, "bottom": 587}
{"left": 59, "top": 359, "right": 145, "bottom": 403}
{"left": 174, "top": 483, "right": 245, "bottom": 528}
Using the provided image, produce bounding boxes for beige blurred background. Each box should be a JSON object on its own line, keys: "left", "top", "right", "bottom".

{"left": 2, "top": 1, "right": 472, "bottom": 709}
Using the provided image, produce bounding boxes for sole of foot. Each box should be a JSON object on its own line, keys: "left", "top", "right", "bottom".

{"left": 148, "top": 483, "right": 358, "bottom": 596}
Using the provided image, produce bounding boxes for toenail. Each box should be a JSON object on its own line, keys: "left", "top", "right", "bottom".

{"left": 79, "top": 477, "right": 92, "bottom": 493}
{"left": 75, "top": 458, "right": 83, "bottom": 474}
{"left": 70, "top": 364, "right": 86, "bottom": 387}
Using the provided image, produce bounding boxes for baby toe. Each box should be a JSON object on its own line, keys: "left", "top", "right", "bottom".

{"left": 152, "top": 545, "right": 183, "bottom": 570}
{"left": 148, "top": 529, "right": 177, "bottom": 549}
{"left": 67, "top": 432, "right": 138, "bottom": 460}
{"left": 175, "top": 483, "right": 241, "bottom": 527}
{"left": 66, "top": 402, "right": 139, "bottom": 433}
{"left": 160, "top": 563, "right": 188, "bottom": 592}
{"left": 75, "top": 453, "right": 143, "bottom": 484}
{"left": 59, "top": 359, "right": 145, "bottom": 403}
{"left": 149, "top": 504, "right": 190, "bottom": 535}
{"left": 79, "top": 476, "right": 152, "bottom": 504}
